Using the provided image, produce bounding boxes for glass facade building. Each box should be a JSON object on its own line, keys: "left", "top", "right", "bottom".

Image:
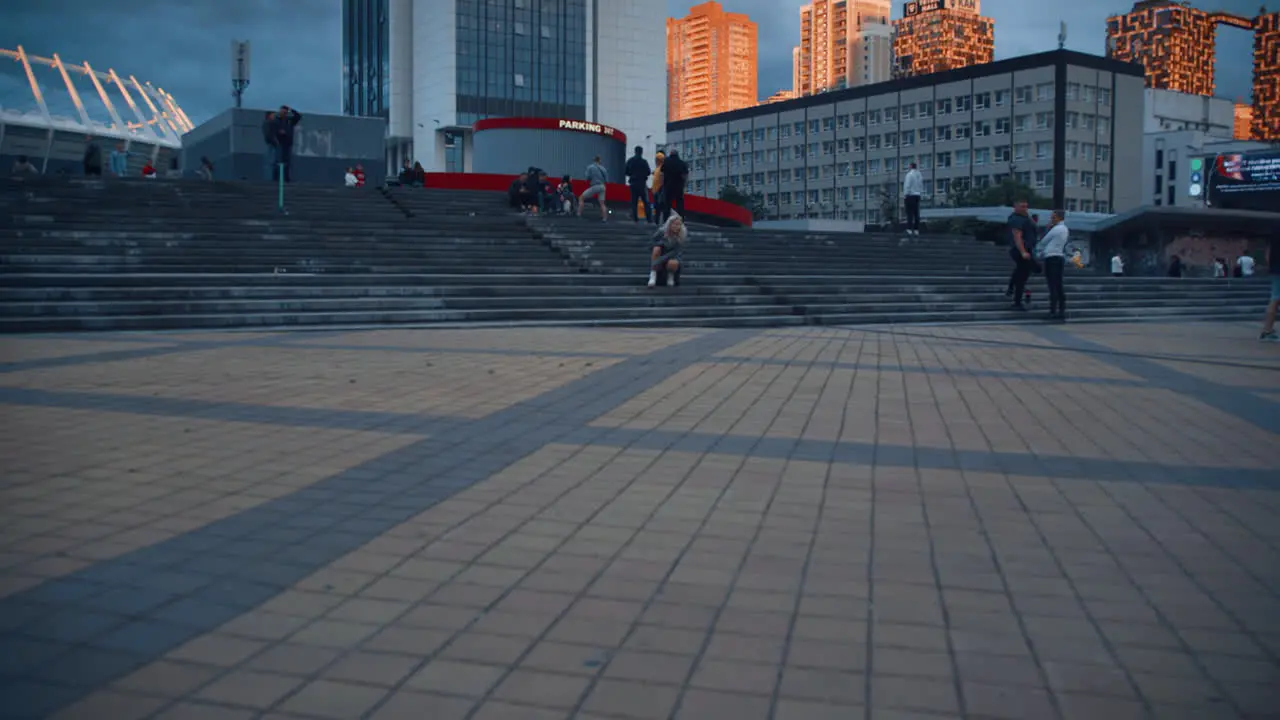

{"left": 454, "top": 0, "right": 588, "bottom": 127}
{"left": 342, "top": 0, "right": 390, "bottom": 118}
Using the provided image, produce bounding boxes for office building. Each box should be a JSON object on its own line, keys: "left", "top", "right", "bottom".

{"left": 794, "top": 0, "right": 892, "bottom": 96}
{"left": 1255, "top": 10, "right": 1280, "bottom": 140}
{"left": 1143, "top": 88, "right": 1234, "bottom": 136}
{"left": 667, "top": 2, "right": 758, "bottom": 122}
{"left": 1145, "top": 131, "right": 1274, "bottom": 208}
{"left": 342, "top": 0, "right": 665, "bottom": 174}
{"left": 892, "top": 0, "right": 995, "bottom": 78}
{"left": 665, "top": 50, "right": 1144, "bottom": 222}
{"left": 1106, "top": 1, "right": 1219, "bottom": 96}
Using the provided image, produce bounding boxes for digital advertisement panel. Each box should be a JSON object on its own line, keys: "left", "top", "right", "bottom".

{"left": 1204, "top": 151, "right": 1280, "bottom": 211}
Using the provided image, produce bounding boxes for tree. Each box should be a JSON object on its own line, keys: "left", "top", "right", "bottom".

{"left": 718, "top": 184, "right": 766, "bottom": 220}
{"left": 952, "top": 178, "right": 1050, "bottom": 208}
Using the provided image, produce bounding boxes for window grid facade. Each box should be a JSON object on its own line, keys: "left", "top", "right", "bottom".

{"left": 666, "top": 53, "right": 1142, "bottom": 221}
{"left": 666, "top": 1, "right": 759, "bottom": 122}
{"left": 342, "top": 0, "right": 390, "bottom": 118}
{"left": 454, "top": 0, "right": 587, "bottom": 125}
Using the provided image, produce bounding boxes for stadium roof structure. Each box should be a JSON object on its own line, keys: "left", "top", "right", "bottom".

{"left": 1, "top": 45, "right": 193, "bottom": 149}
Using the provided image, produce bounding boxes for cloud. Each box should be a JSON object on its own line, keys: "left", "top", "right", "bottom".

{"left": 6, "top": 0, "right": 1259, "bottom": 128}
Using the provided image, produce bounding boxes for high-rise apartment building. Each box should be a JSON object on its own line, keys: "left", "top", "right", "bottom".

{"left": 1105, "top": 1, "right": 1218, "bottom": 96}
{"left": 1234, "top": 102, "right": 1254, "bottom": 140}
{"left": 667, "top": 2, "right": 758, "bottom": 122}
{"left": 1254, "top": 10, "right": 1280, "bottom": 140}
{"left": 342, "top": 0, "right": 665, "bottom": 173}
{"left": 852, "top": 22, "right": 894, "bottom": 86}
{"left": 892, "top": 0, "right": 995, "bottom": 78}
{"left": 793, "top": 0, "right": 892, "bottom": 96}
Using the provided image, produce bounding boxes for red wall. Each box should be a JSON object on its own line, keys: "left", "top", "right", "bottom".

{"left": 420, "top": 172, "right": 753, "bottom": 227}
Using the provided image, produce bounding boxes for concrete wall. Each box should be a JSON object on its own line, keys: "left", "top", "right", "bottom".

{"left": 591, "top": 0, "right": 667, "bottom": 158}
{"left": 182, "top": 108, "right": 387, "bottom": 184}
{"left": 472, "top": 128, "right": 625, "bottom": 181}
{"left": 1143, "top": 88, "right": 1234, "bottom": 137}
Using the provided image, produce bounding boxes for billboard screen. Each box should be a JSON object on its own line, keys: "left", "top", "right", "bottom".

{"left": 1205, "top": 151, "right": 1280, "bottom": 211}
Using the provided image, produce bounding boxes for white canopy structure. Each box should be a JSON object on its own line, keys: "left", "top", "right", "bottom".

{"left": 1, "top": 45, "right": 194, "bottom": 173}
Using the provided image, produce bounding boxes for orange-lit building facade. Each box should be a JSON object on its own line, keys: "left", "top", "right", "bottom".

{"left": 891, "top": 0, "right": 995, "bottom": 78}
{"left": 1255, "top": 10, "right": 1280, "bottom": 140}
{"left": 794, "top": 0, "right": 892, "bottom": 96}
{"left": 1234, "top": 103, "right": 1254, "bottom": 140}
{"left": 667, "top": 2, "right": 758, "bottom": 122}
{"left": 1105, "top": 1, "right": 1219, "bottom": 96}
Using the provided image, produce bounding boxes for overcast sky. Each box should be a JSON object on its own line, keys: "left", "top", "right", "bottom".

{"left": 1, "top": 0, "right": 1258, "bottom": 127}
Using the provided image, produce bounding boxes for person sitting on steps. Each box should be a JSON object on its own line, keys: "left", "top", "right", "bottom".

{"left": 648, "top": 212, "right": 688, "bottom": 288}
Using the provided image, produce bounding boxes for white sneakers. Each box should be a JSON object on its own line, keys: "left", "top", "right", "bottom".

{"left": 646, "top": 270, "right": 676, "bottom": 287}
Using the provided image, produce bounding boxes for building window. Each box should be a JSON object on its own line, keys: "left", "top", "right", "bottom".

{"left": 1082, "top": 171, "right": 1095, "bottom": 188}
{"left": 1036, "top": 82, "right": 1054, "bottom": 102}
{"left": 1015, "top": 115, "right": 1031, "bottom": 133}
{"left": 1065, "top": 112, "right": 1079, "bottom": 129}
{"left": 1065, "top": 170, "right": 1077, "bottom": 186}
{"left": 995, "top": 89, "right": 1009, "bottom": 107}
{"left": 1034, "top": 170, "right": 1051, "bottom": 188}
{"left": 995, "top": 117, "right": 1010, "bottom": 135}
{"left": 901, "top": 104, "right": 915, "bottom": 120}
{"left": 937, "top": 98, "right": 952, "bottom": 115}
{"left": 1066, "top": 83, "right": 1080, "bottom": 100}
{"left": 1080, "top": 200, "right": 1093, "bottom": 212}
{"left": 822, "top": 117, "right": 835, "bottom": 131}
{"left": 1035, "top": 141, "right": 1052, "bottom": 159}
{"left": 1066, "top": 198, "right": 1078, "bottom": 211}
{"left": 869, "top": 136, "right": 881, "bottom": 150}
{"left": 995, "top": 145, "right": 1010, "bottom": 163}
{"left": 936, "top": 152, "right": 951, "bottom": 168}
{"left": 809, "top": 119, "right": 821, "bottom": 134}
{"left": 884, "top": 107, "right": 898, "bottom": 122}
{"left": 514, "top": 73, "right": 525, "bottom": 87}
{"left": 974, "top": 147, "right": 989, "bottom": 165}
{"left": 1098, "top": 117, "right": 1110, "bottom": 134}
{"left": 975, "top": 92, "right": 991, "bottom": 110}
{"left": 935, "top": 178, "right": 950, "bottom": 195}
{"left": 937, "top": 124, "right": 952, "bottom": 142}
{"left": 901, "top": 129, "right": 915, "bottom": 147}
{"left": 918, "top": 127, "right": 933, "bottom": 142}
{"left": 852, "top": 112, "right": 865, "bottom": 127}
{"left": 955, "top": 95, "right": 972, "bottom": 112}
{"left": 1083, "top": 86, "right": 1095, "bottom": 103}
{"left": 869, "top": 110, "right": 881, "bottom": 125}
{"left": 883, "top": 133, "right": 897, "bottom": 149}
{"left": 1015, "top": 85, "right": 1033, "bottom": 104}
{"left": 1066, "top": 141, "right": 1078, "bottom": 159}
{"left": 1082, "top": 114, "right": 1096, "bottom": 130}
{"left": 1096, "top": 201, "right": 1109, "bottom": 213}
{"left": 974, "top": 121, "right": 991, "bottom": 137}
{"left": 954, "top": 123, "right": 971, "bottom": 140}
{"left": 1098, "top": 145, "right": 1111, "bottom": 162}
{"left": 1036, "top": 112, "right": 1054, "bottom": 129}
{"left": 1097, "top": 88, "right": 1111, "bottom": 104}
{"left": 918, "top": 101, "right": 933, "bottom": 118}
{"left": 955, "top": 149, "right": 970, "bottom": 166}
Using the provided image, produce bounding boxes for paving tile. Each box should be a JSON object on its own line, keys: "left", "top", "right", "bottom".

{"left": 153, "top": 701, "right": 256, "bottom": 720}
{"left": 603, "top": 650, "right": 695, "bottom": 684}
{"left": 491, "top": 668, "right": 591, "bottom": 708}
{"left": 276, "top": 678, "right": 388, "bottom": 719}
{"left": 49, "top": 689, "right": 167, "bottom": 720}
{"left": 675, "top": 688, "right": 773, "bottom": 720}
{"left": 193, "top": 669, "right": 303, "bottom": 709}
{"left": 580, "top": 679, "right": 680, "bottom": 719}
{"left": 323, "top": 650, "right": 422, "bottom": 686}
{"left": 243, "top": 643, "right": 342, "bottom": 676}
{"left": 164, "top": 633, "right": 265, "bottom": 667}
{"left": 872, "top": 675, "right": 960, "bottom": 714}
{"left": 404, "top": 659, "right": 506, "bottom": 696}
{"left": 110, "top": 660, "right": 221, "bottom": 697}
{"left": 366, "top": 690, "right": 475, "bottom": 720}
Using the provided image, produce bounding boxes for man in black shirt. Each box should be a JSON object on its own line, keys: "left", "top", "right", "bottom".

{"left": 1261, "top": 236, "right": 1280, "bottom": 342}
{"left": 624, "top": 146, "right": 652, "bottom": 223}
{"left": 1005, "top": 200, "right": 1037, "bottom": 310}
{"left": 661, "top": 150, "right": 689, "bottom": 223}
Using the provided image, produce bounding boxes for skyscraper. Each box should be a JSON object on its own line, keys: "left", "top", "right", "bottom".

{"left": 1105, "top": 1, "right": 1218, "bottom": 96}
{"left": 342, "top": 0, "right": 665, "bottom": 173}
{"left": 1255, "top": 10, "right": 1280, "bottom": 140}
{"left": 666, "top": 1, "right": 758, "bottom": 122}
{"left": 892, "top": 0, "right": 994, "bottom": 78}
{"left": 852, "top": 21, "right": 893, "bottom": 86}
{"left": 793, "top": 0, "right": 892, "bottom": 96}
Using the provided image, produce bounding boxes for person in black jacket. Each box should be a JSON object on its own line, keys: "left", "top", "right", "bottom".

{"left": 624, "top": 146, "right": 652, "bottom": 223}
{"left": 660, "top": 150, "right": 688, "bottom": 222}
{"left": 82, "top": 136, "right": 102, "bottom": 176}
{"left": 270, "top": 106, "right": 302, "bottom": 182}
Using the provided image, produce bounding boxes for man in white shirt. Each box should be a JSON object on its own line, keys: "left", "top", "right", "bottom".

{"left": 1238, "top": 253, "right": 1256, "bottom": 277}
{"left": 902, "top": 163, "right": 924, "bottom": 236}
{"left": 1111, "top": 253, "right": 1124, "bottom": 277}
{"left": 1037, "top": 210, "right": 1071, "bottom": 321}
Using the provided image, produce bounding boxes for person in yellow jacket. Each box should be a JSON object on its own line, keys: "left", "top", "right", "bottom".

{"left": 650, "top": 151, "right": 665, "bottom": 225}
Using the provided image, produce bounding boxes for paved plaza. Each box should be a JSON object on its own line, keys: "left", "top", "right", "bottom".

{"left": 0, "top": 321, "right": 1278, "bottom": 720}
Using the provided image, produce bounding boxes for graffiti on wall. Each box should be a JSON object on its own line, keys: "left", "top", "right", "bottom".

{"left": 1166, "top": 233, "right": 1250, "bottom": 273}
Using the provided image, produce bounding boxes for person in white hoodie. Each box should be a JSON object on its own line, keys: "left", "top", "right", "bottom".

{"left": 902, "top": 163, "right": 924, "bottom": 236}
{"left": 1036, "top": 209, "right": 1071, "bottom": 321}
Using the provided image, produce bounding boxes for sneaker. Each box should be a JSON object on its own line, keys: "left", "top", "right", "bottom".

{"left": 1261, "top": 330, "right": 1278, "bottom": 342}
{"left": 647, "top": 271, "right": 657, "bottom": 288}
{"left": 667, "top": 274, "right": 676, "bottom": 287}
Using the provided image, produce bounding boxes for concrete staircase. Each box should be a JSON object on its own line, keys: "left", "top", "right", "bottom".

{"left": 0, "top": 176, "right": 1270, "bottom": 332}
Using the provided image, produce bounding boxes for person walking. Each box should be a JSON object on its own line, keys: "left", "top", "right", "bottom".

{"left": 624, "top": 146, "right": 652, "bottom": 223}
{"left": 270, "top": 105, "right": 302, "bottom": 182}
{"left": 650, "top": 151, "right": 666, "bottom": 225}
{"left": 1168, "top": 254, "right": 1184, "bottom": 278}
{"left": 661, "top": 150, "right": 688, "bottom": 221}
{"left": 1005, "top": 199, "right": 1037, "bottom": 311}
{"left": 1111, "top": 252, "right": 1125, "bottom": 277}
{"left": 578, "top": 156, "right": 609, "bottom": 222}
{"left": 1260, "top": 236, "right": 1279, "bottom": 341}
{"left": 262, "top": 111, "right": 278, "bottom": 181}
{"left": 1036, "top": 210, "right": 1070, "bottom": 321}
{"left": 108, "top": 143, "right": 130, "bottom": 177}
{"left": 902, "top": 162, "right": 924, "bottom": 237}
{"left": 82, "top": 136, "right": 103, "bottom": 177}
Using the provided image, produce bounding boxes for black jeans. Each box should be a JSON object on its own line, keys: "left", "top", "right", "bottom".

{"left": 652, "top": 189, "right": 666, "bottom": 224}
{"left": 629, "top": 183, "right": 651, "bottom": 221}
{"left": 904, "top": 194, "right": 921, "bottom": 231}
{"left": 1008, "top": 248, "right": 1034, "bottom": 304}
{"left": 665, "top": 188, "right": 685, "bottom": 221}
{"left": 1044, "top": 256, "right": 1066, "bottom": 314}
